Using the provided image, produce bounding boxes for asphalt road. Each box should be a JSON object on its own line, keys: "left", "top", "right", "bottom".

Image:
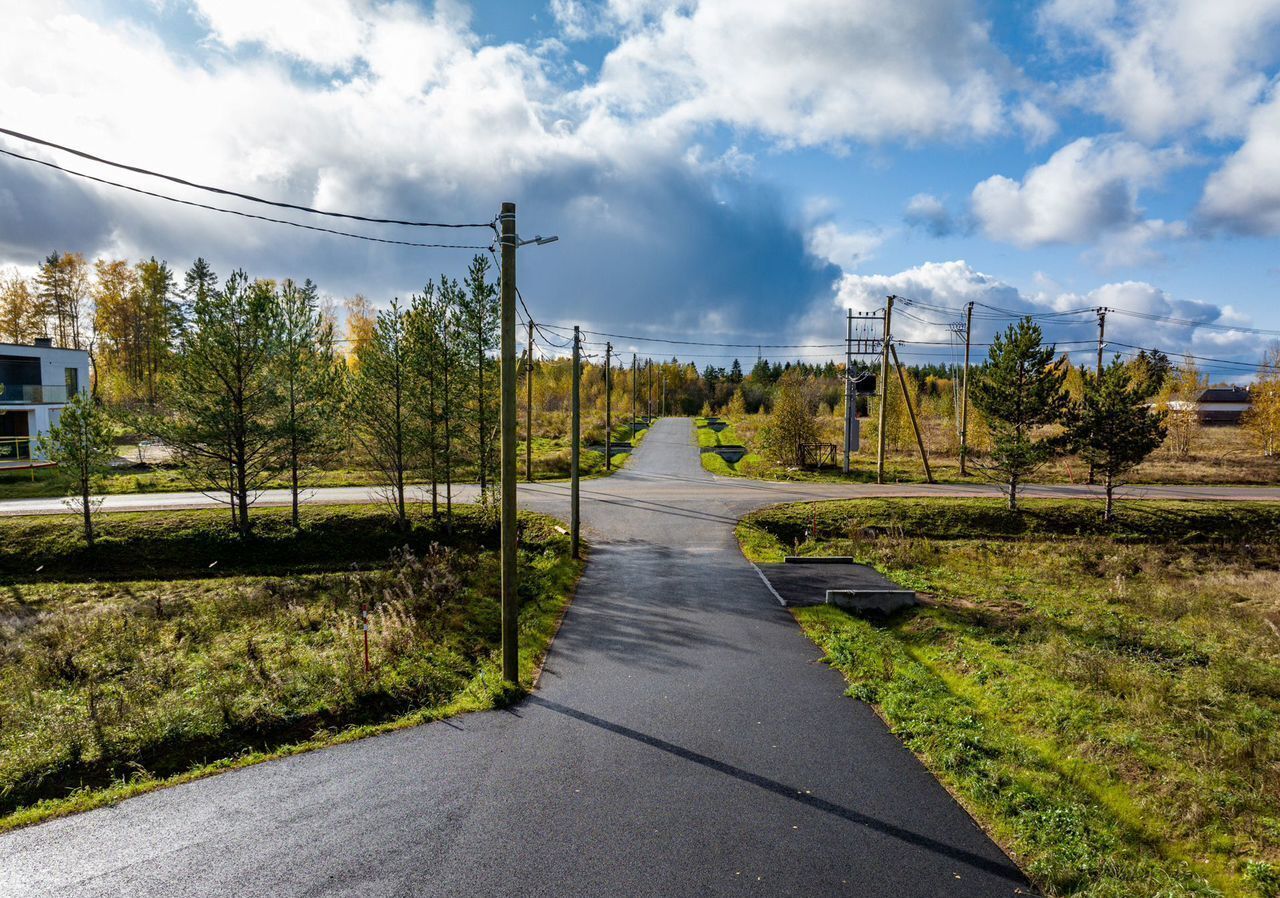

{"left": 10, "top": 417, "right": 1263, "bottom": 896}
{"left": 1, "top": 453, "right": 1279, "bottom": 518}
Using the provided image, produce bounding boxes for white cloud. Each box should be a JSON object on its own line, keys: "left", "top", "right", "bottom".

{"left": 190, "top": 0, "right": 373, "bottom": 68}
{"left": 1040, "top": 0, "right": 1280, "bottom": 141}
{"left": 0, "top": 1, "right": 844, "bottom": 336}
{"left": 1199, "top": 88, "right": 1280, "bottom": 235}
{"left": 806, "top": 222, "right": 885, "bottom": 270}
{"left": 814, "top": 260, "right": 1256, "bottom": 367}
{"left": 584, "top": 0, "right": 1012, "bottom": 146}
{"left": 902, "top": 193, "right": 957, "bottom": 237}
{"left": 970, "top": 136, "right": 1188, "bottom": 255}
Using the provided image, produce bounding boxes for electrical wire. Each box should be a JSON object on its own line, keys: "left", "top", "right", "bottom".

{"left": 0, "top": 148, "right": 492, "bottom": 250}
{"left": 545, "top": 324, "right": 843, "bottom": 349}
{"left": 0, "top": 126, "right": 494, "bottom": 230}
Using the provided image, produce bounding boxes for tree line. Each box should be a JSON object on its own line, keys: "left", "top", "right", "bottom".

{"left": 40, "top": 255, "right": 500, "bottom": 544}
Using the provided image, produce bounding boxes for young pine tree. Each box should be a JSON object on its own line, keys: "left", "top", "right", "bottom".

{"left": 276, "top": 278, "right": 343, "bottom": 530}
{"left": 456, "top": 255, "right": 499, "bottom": 499}
{"left": 1064, "top": 357, "right": 1167, "bottom": 521}
{"left": 347, "top": 300, "right": 416, "bottom": 530}
{"left": 159, "top": 271, "right": 283, "bottom": 535}
{"left": 38, "top": 392, "right": 115, "bottom": 545}
{"left": 970, "top": 317, "right": 1068, "bottom": 511}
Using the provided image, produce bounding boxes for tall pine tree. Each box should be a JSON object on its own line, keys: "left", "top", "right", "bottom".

{"left": 970, "top": 317, "right": 1067, "bottom": 511}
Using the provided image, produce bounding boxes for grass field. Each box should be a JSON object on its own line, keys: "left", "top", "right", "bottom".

{"left": 739, "top": 499, "right": 1280, "bottom": 898}
{"left": 0, "top": 503, "right": 580, "bottom": 832}
{"left": 707, "top": 413, "right": 1280, "bottom": 486}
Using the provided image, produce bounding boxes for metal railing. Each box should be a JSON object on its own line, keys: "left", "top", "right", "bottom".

{"left": 0, "top": 384, "right": 69, "bottom": 403}
{"left": 0, "top": 436, "right": 33, "bottom": 462}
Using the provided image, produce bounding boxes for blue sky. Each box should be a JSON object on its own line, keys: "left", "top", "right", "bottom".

{"left": 2, "top": 0, "right": 1280, "bottom": 379}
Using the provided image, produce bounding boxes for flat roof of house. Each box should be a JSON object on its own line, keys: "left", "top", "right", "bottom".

{"left": 0, "top": 342, "right": 89, "bottom": 356}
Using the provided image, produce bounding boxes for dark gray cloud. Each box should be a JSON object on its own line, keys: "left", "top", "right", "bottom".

{"left": 0, "top": 146, "right": 839, "bottom": 346}
{"left": 0, "top": 153, "right": 115, "bottom": 262}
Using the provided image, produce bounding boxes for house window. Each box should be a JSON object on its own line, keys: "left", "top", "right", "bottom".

{"left": 65, "top": 367, "right": 79, "bottom": 396}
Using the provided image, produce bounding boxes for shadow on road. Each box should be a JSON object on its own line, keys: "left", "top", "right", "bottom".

{"left": 529, "top": 696, "right": 1029, "bottom": 887}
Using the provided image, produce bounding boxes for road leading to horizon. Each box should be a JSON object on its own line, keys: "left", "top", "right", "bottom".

{"left": 0, "top": 419, "right": 1113, "bottom": 896}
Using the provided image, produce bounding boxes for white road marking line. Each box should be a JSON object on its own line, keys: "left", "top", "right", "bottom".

{"left": 751, "top": 562, "right": 787, "bottom": 607}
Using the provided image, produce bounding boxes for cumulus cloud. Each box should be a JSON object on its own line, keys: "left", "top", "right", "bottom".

{"left": 1199, "top": 88, "right": 1280, "bottom": 235}
{"left": 789, "top": 259, "right": 1260, "bottom": 372}
{"left": 190, "top": 0, "right": 373, "bottom": 68}
{"left": 970, "top": 136, "right": 1189, "bottom": 261}
{"left": 1039, "top": 0, "right": 1280, "bottom": 142}
{"left": 902, "top": 193, "right": 958, "bottom": 237}
{"left": 0, "top": 0, "right": 840, "bottom": 339}
{"left": 805, "top": 222, "right": 885, "bottom": 270}
{"left": 584, "top": 0, "right": 1013, "bottom": 145}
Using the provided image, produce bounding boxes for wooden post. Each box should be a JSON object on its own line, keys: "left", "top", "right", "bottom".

{"left": 605, "top": 341, "right": 612, "bottom": 471}
{"left": 876, "top": 295, "right": 894, "bottom": 484}
{"left": 498, "top": 202, "right": 519, "bottom": 683}
{"left": 571, "top": 325, "right": 581, "bottom": 559}
{"left": 890, "top": 343, "right": 934, "bottom": 484}
{"left": 526, "top": 318, "right": 534, "bottom": 482}
{"left": 959, "top": 301, "right": 973, "bottom": 477}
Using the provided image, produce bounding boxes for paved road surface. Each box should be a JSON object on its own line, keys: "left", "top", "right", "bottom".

{"left": 8, "top": 417, "right": 1254, "bottom": 896}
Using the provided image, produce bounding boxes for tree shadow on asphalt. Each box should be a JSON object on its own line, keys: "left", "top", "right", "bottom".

{"left": 542, "top": 543, "right": 780, "bottom": 673}
{"left": 526, "top": 695, "right": 1030, "bottom": 889}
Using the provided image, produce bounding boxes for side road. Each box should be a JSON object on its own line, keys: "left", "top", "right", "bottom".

{"left": 0, "top": 473, "right": 1276, "bottom": 516}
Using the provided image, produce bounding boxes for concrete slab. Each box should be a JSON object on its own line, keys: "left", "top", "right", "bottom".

{"left": 755, "top": 561, "right": 917, "bottom": 614}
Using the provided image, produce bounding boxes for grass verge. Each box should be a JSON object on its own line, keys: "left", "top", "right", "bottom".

{"left": 739, "top": 498, "right": 1280, "bottom": 898}
{"left": 0, "top": 503, "right": 581, "bottom": 832}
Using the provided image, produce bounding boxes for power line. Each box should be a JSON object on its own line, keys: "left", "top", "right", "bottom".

{"left": 544, "top": 324, "right": 843, "bottom": 349}
{"left": 0, "top": 148, "right": 492, "bottom": 250}
{"left": 1106, "top": 307, "right": 1280, "bottom": 337}
{"left": 0, "top": 126, "right": 494, "bottom": 231}
{"left": 1108, "top": 342, "right": 1280, "bottom": 373}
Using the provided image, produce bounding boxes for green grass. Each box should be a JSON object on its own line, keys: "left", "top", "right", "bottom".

{"left": 739, "top": 499, "right": 1280, "bottom": 897}
{"left": 0, "top": 503, "right": 581, "bottom": 832}
{"left": 694, "top": 418, "right": 758, "bottom": 475}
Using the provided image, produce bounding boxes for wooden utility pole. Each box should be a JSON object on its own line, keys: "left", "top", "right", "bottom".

{"left": 890, "top": 343, "right": 934, "bottom": 483}
{"left": 1090, "top": 307, "right": 1107, "bottom": 485}
{"left": 647, "top": 358, "right": 653, "bottom": 418}
{"left": 1096, "top": 307, "right": 1107, "bottom": 373}
{"left": 526, "top": 319, "right": 534, "bottom": 481}
{"left": 631, "top": 354, "right": 638, "bottom": 438}
{"left": 876, "top": 295, "right": 895, "bottom": 484}
{"left": 498, "top": 202, "right": 518, "bottom": 683}
{"left": 959, "top": 301, "right": 974, "bottom": 477}
{"left": 605, "top": 341, "right": 613, "bottom": 471}
{"left": 571, "top": 326, "right": 581, "bottom": 559}
{"left": 843, "top": 308, "right": 854, "bottom": 473}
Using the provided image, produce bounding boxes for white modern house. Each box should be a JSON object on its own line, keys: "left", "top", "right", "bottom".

{"left": 0, "top": 338, "right": 91, "bottom": 466}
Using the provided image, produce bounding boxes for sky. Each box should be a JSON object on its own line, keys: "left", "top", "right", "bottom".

{"left": 2, "top": 0, "right": 1280, "bottom": 380}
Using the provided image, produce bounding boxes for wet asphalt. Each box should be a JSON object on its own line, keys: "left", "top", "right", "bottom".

{"left": 1, "top": 418, "right": 1031, "bottom": 897}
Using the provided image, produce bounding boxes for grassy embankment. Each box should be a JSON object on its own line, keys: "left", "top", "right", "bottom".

{"left": 704, "top": 412, "right": 1280, "bottom": 486}
{"left": 694, "top": 417, "right": 764, "bottom": 476}
{"left": 0, "top": 503, "right": 581, "bottom": 832}
{"left": 739, "top": 498, "right": 1280, "bottom": 898}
